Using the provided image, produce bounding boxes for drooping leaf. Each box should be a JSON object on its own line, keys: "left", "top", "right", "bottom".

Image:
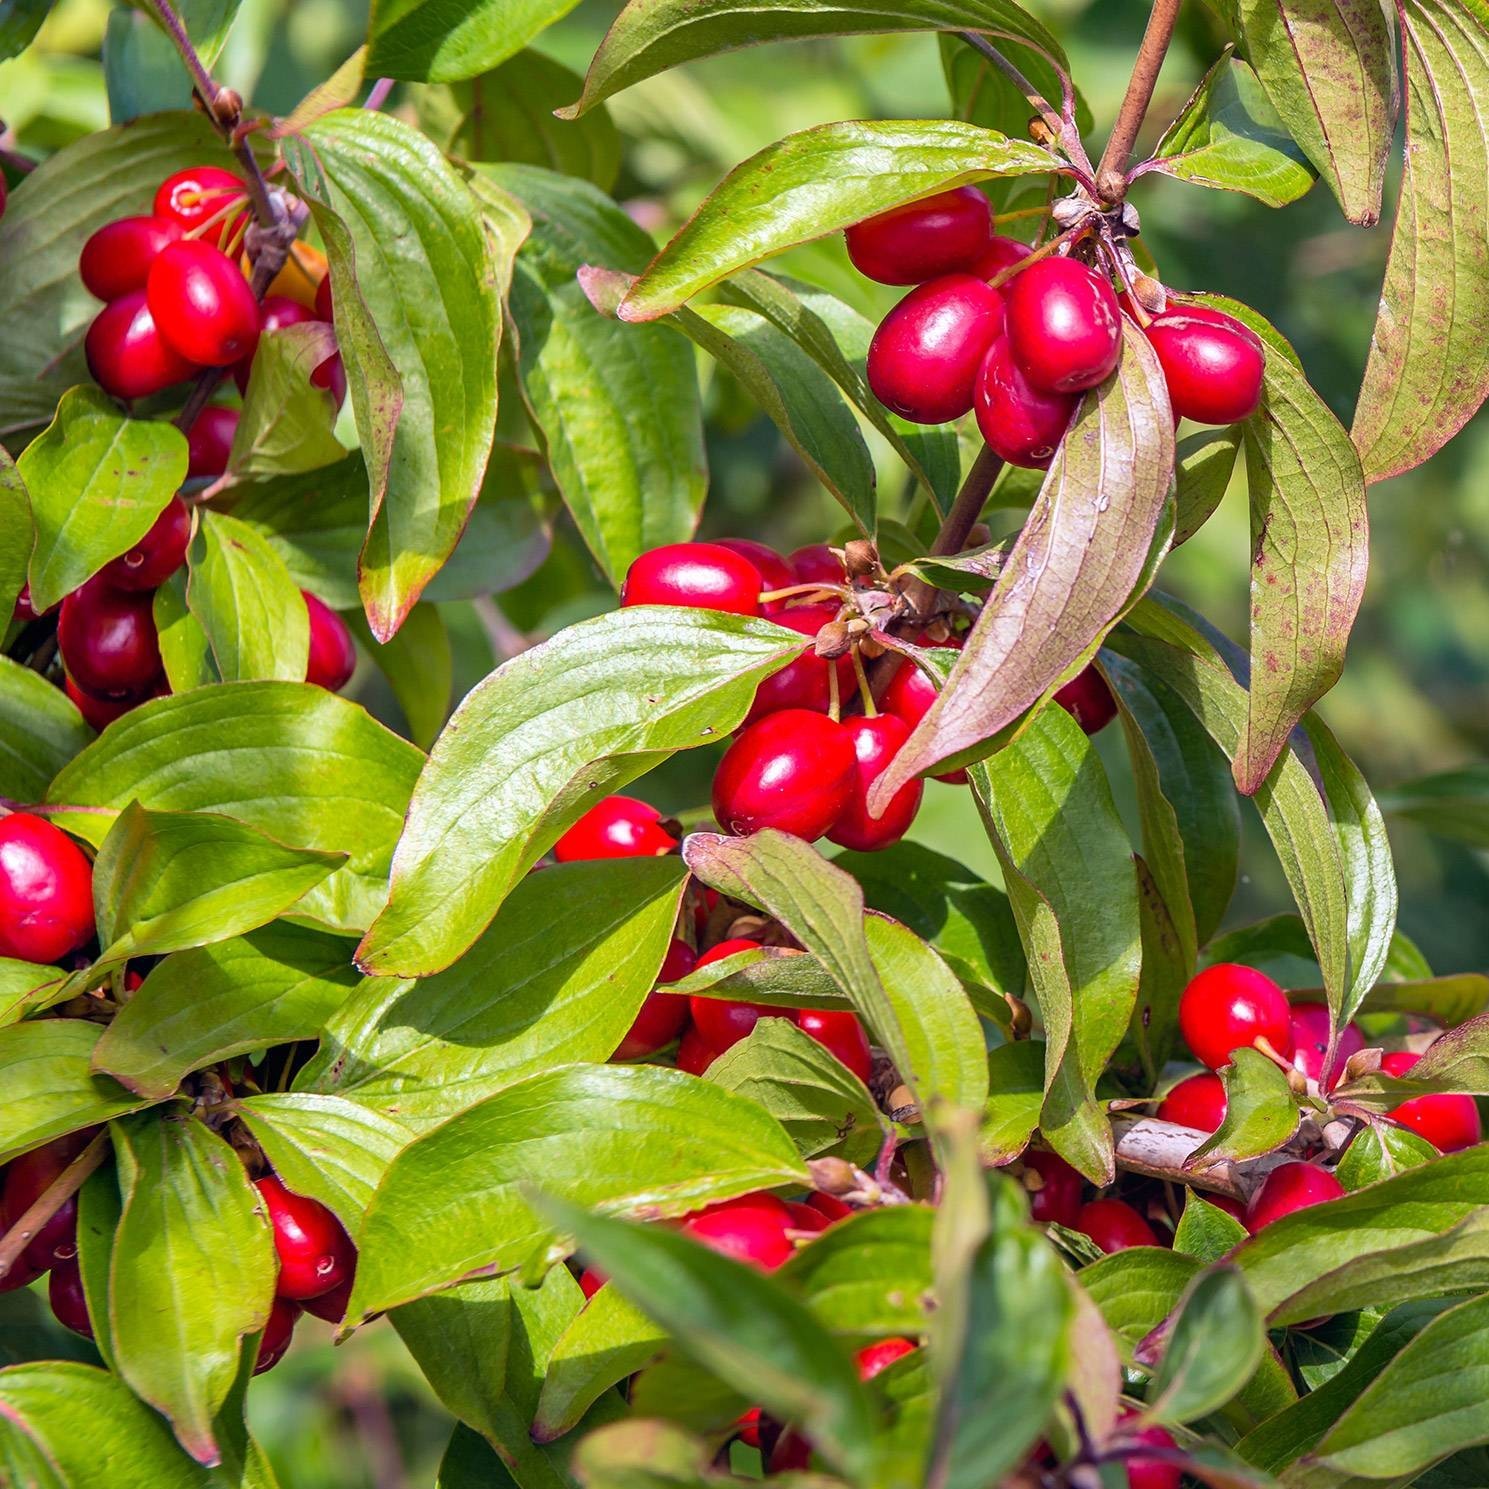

{"left": 0, "top": 448, "right": 30, "bottom": 625}
{"left": 366, "top": 0, "right": 582, "bottom": 81}
{"left": 0, "top": 656, "right": 93, "bottom": 801}
{"left": 1187, "top": 1048, "right": 1301, "bottom": 1167}
{"left": 0, "top": 957, "right": 63, "bottom": 1030}
{"left": 979, "top": 1040, "right": 1046, "bottom": 1163}
{"left": 1145, "top": 1267, "right": 1266, "bottom": 1426}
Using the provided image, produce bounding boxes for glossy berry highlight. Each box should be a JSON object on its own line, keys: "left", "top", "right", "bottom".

{"left": 711, "top": 709, "right": 857, "bottom": 841}
{"left": 845, "top": 187, "right": 993, "bottom": 285}
{"left": 85, "top": 291, "right": 196, "bottom": 401}
{"left": 303, "top": 592, "right": 357, "bottom": 692}
{"left": 79, "top": 215, "right": 183, "bottom": 301}
{"left": 0, "top": 814, "right": 96, "bottom": 964}
{"left": 1381, "top": 1049, "right": 1483, "bottom": 1153}
{"left": 553, "top": 795, "right": 678, "bottom": 863}
{"left": 620, "top": 542, "right": 762, "bottom": 615}
{"left": 1178, "top": 963, "right": 1294, "bottom": 1070}
{"left": 1157, "top": 1072, "right": 1227, "bottom": 1133}
{"left": 147, "top": 240, "right": 261, "bottom": 367}
{"left": 1145, "top": 305, "right": 1264, "bottom": 425}
{"left": 974, "top": 336, "right": 1075, "bottom": 468}
{"left": 257, "top": 1175, "right": 356, "bottom": 1301}
{"left": 1244, "top": 1161, "right": 1344, "bottom": 1232}
{"left": 1005, "top": 257, "right": 1121, "bottom": 393}
{"left": 101, "top": 494, "right": 192, "bottom": 590}
{"left": 826, "top": 713, "right": 923, "bottom": 852}
{"left": 1076, "top": 1197, "right": 1159, "bottom": 1253}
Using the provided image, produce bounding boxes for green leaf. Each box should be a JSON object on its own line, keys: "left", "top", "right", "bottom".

{"left": 301, "top": 858, "right": 687, "bottom": 1124}
{"left": 878, "top": 321, "right": 1174, "bottom": 788}
{"left": 0, "top": 957, "right": 63, "bottom": 1030}
{"left": 1350, "top": 0, "right": 1489, "bottom": 480}
{"left": 91, "top": 924, "right": 360, "bottom": 1100}
{"left": 1175, "top": 426, "right": 1241, "bottom": 547}
{"left": 1145, "top": 1267, "right": 1266, "bottom": 1426}
{"left": 366, "top": 0, "right": 581, "bottom": 81}
{"left": 0, "top": 1019, "right": 152, "bottom": 1163}
{"left": 665, "top": 944, "right": 844, "bottom": 1008}
{"left": 564, "top": 0, "right": 1066, "bottom": 118}
{"left": 0, "top": 448, "right": 30, "bottom": 625}
{"left": 779, "top": 1204, "right": 935, "bottom": 1334}
{"left": 705, "top": 1015, "right": 885, "bottom": 1163}
{"left": 1334, "top": 1122, "right": 1438, "bottom": 1188}
{"left": 533, "top": 1195, "right": 877, "bottom": 1481}
{"left": 1380, "top": 766, "right": 1489, "bottom": 849}
{"left": 1187, "top": 1048, "right": 1300, "bottom": 1167}
{"left": 568, "top": 1419, "right": 727, "bottom": 1489}
{"left": 978, "top": 1040, "right": 1045, "bottom": 1163}
{"left": 46, "top": 681, "right": 424, "bottom": 935}
{"left": 19, "top": 387, "right": 188, "bottom": 612}
{"left": 0, "top": 0, "right": 49, "bottom": 62}
{"left": 349, "top": 1063, "right": 809, "bottom": 1320}
{"left": 153, "top": 574, "right": 219, "bottom": 693}
{"left": 618, "top": 121, "right": 1055, "bottom": 322}
{"left": 105, "top": 9, "right": 191, "bottom": 124}
{"left": 487, "top": 164, "right": 706, "bottom": 587}
{"left": 107, "top": 1114, "right": 276, "bottom": 1466}
{"left": 1173, "top": 1191, "right": 1250, "bottom": 1262}
{"left": 1358, "top": 973, "right": 1489, "bottom": 1026}
{"left": 187, "top": 512, "right": 312, "bottom": 683}
{"left": 347, "top": 601, "right": 451, "bottom": 750}
{"left": 0, "top": 655, "right": 93, "bottom": 801}
{"left": 357, "top": 608, "right": 802, "bottom": 977}
{"left": 284, "top": 110, "right": 500, "bottom": 640}
{"left": 1152, "top": 53, "right": 1316, "bottom": 206}
{"left": 229, "top": 323, "right": 344, "bottom": 479}
{"left": 684, "top": 830, "right": 989, "bottom": 1143}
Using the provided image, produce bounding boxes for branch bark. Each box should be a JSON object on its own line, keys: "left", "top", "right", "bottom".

{"left": 1094, "top": 0, "right": 1183, "bottom": 201}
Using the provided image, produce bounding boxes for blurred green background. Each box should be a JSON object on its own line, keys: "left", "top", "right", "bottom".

{"left": 4, "top": 0, "right": 1485, "bottom": 1479}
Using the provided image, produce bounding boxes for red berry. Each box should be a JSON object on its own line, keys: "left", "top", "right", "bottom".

{"left": 770, "top": 1432, "right": 813, "bottom": 1473}
{"left": 1289, "top": 1004, "right": 1365, "bottom": 1089}
{"left": 147, "top": 240, "right": 260, "bottom": 367}
{"left": 256, "top": 1175, "right": 356, "bottom": 1300}
{"left": 65, "top": 675, "right": 142, "bottom": 732}
{"left": 58, "top": 578, "right": 162, "bottom": 697}
{"left": 621, "top": 542, "right": 762, "bottom": 615}
{"left": 1145, "top": 306, "right": 1264, "bottom": 425}
{"left": 182, "top": 405, "right": 239, "bottom": 480}
{"left": 12, "top": 584, "right": 43, "bottom": 621}
{"left": 845, "top": 187, "right": 993, "bottom": 286}
{"left": 314, "top": 274, "right": 333, "bottom": 323}
{"left": 1005, "top": 258, "right": 1121, "bottom": 393}
{"left": 713, "top": 539, "right": 794, "bottom": 609}
{"left": 826, "top": 714, "right": 923, "bottom": 853}
{"left": 1156, "top": 1072, "right": 1226, "bottom": 1133}
{"left": 311, "top": 351, "right": 347, "bottom": 408}
{"left": 696, "top": 937, "right": 763, "bottom": 970}
{"left": 745, "top": 603, "right": 853, "bottom": 723}
{"left": 804, "top": 1191, "right": 853, "bottom": 1225}
{"left": 153, "top": 166, "right": 246, "bottom": 244}
{"left": 48, "top": 1256, "right": 92, "bottom": 1338}
{"left": 79, "top": 215, "right": 183, "bottom": 301}
{"left": 254, "top": 1297, "right": 298, "bottom": 1374}
{"left": 1119, "top": 1415, "right": 1182, "bottom": 1489}
{"left": 614, "top": 939, "right": 695, "bottom": 1060}
{"left": 784, "top": 1199, "right": 831, "bottom": 1234}
{"left": 1076, "top": 1197, "right": 1159, "bottom": 1253}
{"left": 1053, "top": 665, "right": 1117, "bottom": 734}
{"left": 787, "top": 545, "right": 845, "bottom": 589}
{"left": 711, "top": 709, "right": 857, "bottom": 841}
{"left": 974, "top": 336, "right": 1075, "bottom": 468}
{"left": 579, "top": 1268, "right": 606, "bottom": 1300}
{"left": 878, "top": 643, "right": 968, "bottom": 785}
{"left": 689, "top": 999, "right": 777, "bottom": 1052}
{"left": 233, "top": 295, "right": 319, "bottom": 394}
{"left": 0, "top": 813, "right": 95, "bottom": 964}
{"left": 1245, "top": 1161, "right": 1344, "bottom": 1232}
{"left": 1178, "top": 963, "right": 1294, "bottom": 1070}
{"left": 303, "top": 592, "right": 356, "bottom": 692}
{"left": 101, "top": 493, "right": 192, "bottom": 590}
{"left": 856, "top": 1337, "right": 916, "bottom": 1379}
{"left": 676, "top": 1025, "right": 725, "bottom": 1076}
{"left": 553, "top": 795, "right": 678, "bottom": 863}
{"left": 300, "top": 1271, "right": 354, "bottom": 1323}
{"left": 1381, "top": 1049, "right": 1483, "bottom": 1153}
{"left": 794, "top": 1008, "right": 873, "bottom": 1084}
{"left": 2, "top": 1131, "right": 91, "bottom": 1270}
{"left": 85, "top": 291, "right": 196, "bottom": 401}
{"left": 683, "top": 1193, "right": 795, "bottom": 1270}
{"left": 1022, "top": 1150, "right": 1083, "bottom": 1227}
{"left": 971, "top": 234, "right": 1034, "bottom": 279}
{"left": 867, "top": 275, "right": 1006, "bottom": 424}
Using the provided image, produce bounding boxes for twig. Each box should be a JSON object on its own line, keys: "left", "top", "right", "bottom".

{"left": 1093, "top": 0, "right": 1184, "bottom": 202}
{"left": 1110, "top": 1115, "right": 1247, "bottom": 1199}
{"left": 0, "top": 1131, "right": 110, "bottom": 1281}
{"left": 363, "top": 78, "right": 395, "bottom": 111}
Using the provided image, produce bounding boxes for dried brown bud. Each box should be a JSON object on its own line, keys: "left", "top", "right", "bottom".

{"left": 1029, "top": 117, "right": 1056, "bottom": 147}
{"left": 966, "top": 523, "right": 992, "bottom": 548}
{"left": 1006, "top": 993, "right": 1033, "bottom": 1039}
{"left": 842, "top": 538, "right": 880, "bottom": 579}
{"left": 807, "top": 1156, "right": 858, "bottom": 1195}
{"left": 813, "top": 620, "right": 853, "bottom": 659}
{"left": 213, "top": 87, "right": 244, "bottom": 126}
{"left": 1132, "top": 273, "right": 1167, "bottom": 314}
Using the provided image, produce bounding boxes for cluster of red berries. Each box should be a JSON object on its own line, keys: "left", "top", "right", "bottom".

{"left": 846, "top": 187, "right": 1265, "bottom": 467}
{"left": 81, "top": 165, "right": 343, "bottom": 415}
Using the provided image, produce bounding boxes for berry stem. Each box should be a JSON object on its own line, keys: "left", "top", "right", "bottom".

{"left": 851, "top": 647, "right": 877, "bottom": 717}
{"left": 0, "top": 1129, "right": 109, "bottom": 1282}
{"left": 1093, "top": 0, "right": 1183, "bottom": 203}
{"left": 984, "top": 222, "right": 1083, "bottom": 290}
{"left": 758, "top": 581, "right": 849, "bottom": 605}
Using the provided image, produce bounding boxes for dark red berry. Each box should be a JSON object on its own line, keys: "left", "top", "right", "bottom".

{"left": 257, "top": 1176, "right": 355, "bottom": 1300}
{"left": 621, "top": 542, "right": 763, "bottom": 615}
{"left": 254, "top": 1296, "right": 298, "bottom": 1374}
{"left": 1245, "top": 1161, "right": 1344, "bottom": 1232}
{"left": 12, "top": 584, "right": 44, "bottom": 621}
{"left": 300, "top": 1271, "right": 354, "bottom": 1323}
{"left": 867, "top": 274, "right": 1006, "bottom": 424}
{"left": 1145, "top": 306, "right": 1264, "bottom": 425}
{"left": 683, "top": 1193, "right": 795, "bottom": 1270}
{"left": 971, "top": 234, "right": 1034, "bottom": 279}
{"left": 787, "top": 545, "right": 845, "bottom": 589}
{"left": 804, "top": 1190, "right": 853, "bottom": 1225}
{"left": 303, "top": 592, "right": 356, "bottom": 692}
{"left": 153, "top": 166, "right": 246, "bottom": 245}
{"left": 783, "top": 1200, "right": 831, "bottom": 1234}
{"left": 1289, "top": 1004, "right": 1365, "bottom": 1089}
{"left": 676, "top": 1025, "right": 725, "bottom": 1076}
{"left": 1005, "top": 257, "right": 1122, "bottom": 393}
{"left": 2, "top": 1131, "right": 91, "bottom": 1270}
{"left": 553, "top": 795, "right": 678, "bottom": 863}
{"left": 147, "top": 240, "right": 260, "bottom": 367}
{"left": 794, "top": 1008, "right": 873, "bottom": 1084}
{"left": 614, "top": 939, "right": 695, "bottom": 1060}
{"left": 0, "top": 813, "right": 95, "bottom": 964}
{"left": 845, "top": 187, "right": 993, "bottom": 286}
{"left": 85, "top": 291, "right": 196, "bottom": 401}
{"left": 713, "top": 539, "right": 794, "bottom": 609}
{"left": 826, "top": 714, "right": 922, "bottom": 852}
{"left": 1119, "top": 1414, "right": 1182, "bottom": 1489}
{"left": 1076, "top": 1197, "right": 1159, "bottom": 1253}
{"left": 1381, "top": 1049, "right": 1483, "bottom": 1153}
{"left": 974, "top": 336, "right": 1075, "bottom": 468}
{"left": 182, "top": 405, "right": 238, "bottom": 480}
{"left": 48, "top": 1256, "right": 92, "bottom": 1338}
{"left": 1156, "top": 1072, "right": 1226, "bottom": 1133}
{"left": 745, "top": 603, "right": 853, "bottom": 723}
{"left": 66, "top": 675, "right": 142, "bottom": 732}
{"left": 314, "top": 273, "right": 333, "bottom": 322}
{"left": 311, "top": 351, "right": 347, "bottom": 408}
{"left": 1053, "top": 665, "right": 1117, "bottom": 734}
{"left": 232, "top": 295, "right": 319, "bottom": 394}
{"left": 711, "top": 709, "right": 857, "bottom": 841}
{"left": 1022, "top": 1150, "right": 1083, "bottom": 1227}
{"left": 58, "top": 578, "right": 161, "bottom": 697}
{"left": 101, "top": 493, "right": 192, "bottom": 590}
{"left": 79, "top": 215, "right": 183, "bottom": 301}
{"left": 1178, "top": 963, "right": 1294, "bottom": 1070}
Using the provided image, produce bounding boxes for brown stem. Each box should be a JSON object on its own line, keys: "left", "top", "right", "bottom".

{"left": 174, "top": 367, "right": 229, "bottom": 434}
{"left": 1110, "top": 1115, "right": 1245, "bottom": 1198}
{"left": 0, "top": 1130, "right": 109, "bottom": 1281}
{"left": 1094, "top": 0, "right": 1183, "bottom": 202}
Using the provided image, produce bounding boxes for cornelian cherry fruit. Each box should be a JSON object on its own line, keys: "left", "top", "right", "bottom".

{"left": 233, "top": 295, "right": 319, "bottom": 394}
{"left": 153, "top": 166, "right": 247, "bottom": 244}
{"left": 805, "top": 1190, "right": 853, "bottom": 1225}
{"left": 1053, "top": 665, "right": 1117, "bottom": 734}
{"left": 621, "top": 542, "right": 762, "bottom": 615}
{"left": 614, "top": 938, "right": 695, "bottom": 1059}
{"left": 184, "top": 406, "right": 239, "bottom": 480}
{"left": 676, "top": 1026, "right": 725, "bottom": 1076}
{"left": 85, "top": 291, "right": 196, "bottom": 401}
{"left": 1290, "top": 1003, "right": 1365, "bottom": 1089}
{"left": 1157, "top": 1072, "right": 1226, "bottom": 1133}
{"left": 972, "top": 234, "right": 1034, "bottom": 279}
{"left": 845, "top": 187, "right": 993, "bottom": 286}
{"left": 745, "top": 603, "right": 852, "bottom": 723}
{"left": 868, "top": 274, "right": 1006, "bottom": 424}
{"left": 713, "top": 539, "right": 794, "bottom": 608}
{"left": 300, "top": 1272, "right": 355, "bottom": 1324}
{"left": 303, "top": 592, "right": 356, "bottom": 692}
{"left": 1005, "top": 257, "right": 1122, "bottom": 393}
{"left": 879, "top": 643, "right": 967, "bottom": 784}
{"left": 147, "top": 240, "right": 261, "bottom": 367}
{"left": 3, "top": 1131, "right": 92, "bottom": 1270}
{"left": 1022, "top": 1150, "right": 1084, "bottom": 1227}
{"left": 1076, "top": 1197, "right": 1159, "bottom": 1253}
{"left": 1381, "top": 1049, "right": 1483, "bottom": 1153}
{"left": 788, "top": 544, "right": 845, "bottom": 589}
{"left": 826, "top": 714, "right": 923, "bottom": 852}
{"left": 974, "top": 336, "right": 1075, "bottom": 469}
{"left": 58, "top": 578, "right": 162, "bottom": 697}
{"left": 1145, "top": 305, "right": 1264, "bottom": 425}
{"left": 254, "top": 1297, "right": 298, "bottom": 1374}
{"left": 314, "top": 273, "right": 333, "bottom": 322}
{"left": 1178, "top": 963, "right": 1294, "bottom": 1070}
{"left": 49, "top": 1257, "right": 93, "bottom": 1338}
{"left": 256, "top": 1175, "right": 355, "bottom": 1300}
{"left": 0, "top": 814, "right": 95, "bottom": 964}
{"left": 102, "top": 493, "right": 192, "bottom": 590}
{"left": 79, "top": 215, "right": 183, "bottom": 301}
{"left": 856, "top": 1337, "right": 917, "bottom": 1378}
{"left": 683, "top": 1192, "right": 795, "bottom": 1270}
{"left": 553, "top": 795, "right": 678, "bottom": 863}
{"left": 1245, "top": 1161, "right": 1343, "bottom": 1232}
{"left": 1119, "top": 1414, "right": 1182, "bottom": 1489}
{"left": 66, "top": 675, "right": 143, "bottom": 731}
{"left": 795, "top": 1008, "right": 873, "bottom": 1084}
{"left": 711, "top": 709, "right": 857, "bottom": 840}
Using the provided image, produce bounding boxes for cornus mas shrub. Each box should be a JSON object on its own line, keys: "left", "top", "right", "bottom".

{"left": 2, "top": 0, "right": 1489, "bottom": 1479}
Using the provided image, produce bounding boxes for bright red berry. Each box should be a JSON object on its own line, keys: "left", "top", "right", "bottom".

{"left": 231, "top": 295, "right": 319, "bottom": 394}
{"left": 688, "top": 939, "right": 780, "bottom": 1052}
{"left": 300, "top": 1271, "right": 354, "bottom": 1324}
{"left": 868, "top": 275, "right": 1006, "bottom": 424}
{"left": 303, "top": 592, "right": 356, "bottom": 692}
{"left": 826, "top": 714, "right": 923, "bottom": 852}
{"left": 856, "top": 1337, "right": 916, "bottom": 1379}
{"left": 1145, "top": 306, "right": 1264, "bottom": 425}
{"left": 788, "top": 545, "right": 845, "bottom": 589}
{"left": 1022, "top": 1150, "right": 1084, "bottom": 1227}
{"left": 0, "top": 813, "right": 95, "bottom": 964}
{"left": 696, "top": 937, "right": 763, "bottom": 970}
{"left": 1053, "top": 665, "right": 1117, "bottom": 734}
{"left": 971, "top": 234, "right": 1034, "bottom": 279}
{"left": 794, "top": 1008, "right": 873, "bottom": 1084}
{"left": 804, "top": 1190, "right": 853, "bottom": 1225}
{"left": 974, "top": 336, "right": 1075, "bottom": 468}
{"left": 553, "top": 795, "right": 678, "bottom": 863}
{"left": 683, "top": 1193, "right": 795, "bottom": 1271}
{"left": 1245, "top": 1161, "right": 1344, "bottom": 1232}
{"left": 1119, "top": 1414, "right": 1182, "bottom": 1489}
{"left": 101, "top": 493, "right": 192, "bottom": 590}
{"left": 621, "top": 542, "right": 763, "bottom": 615}
{"left": 676, "top": 1025, "right": 725, "bottom": 1076}
{"left": 85, "top": 291, "right": 196, "bottom": 401}
{"left": 1076, "top": 1197, "right": 1159, "bottom": 1253}
{"left": 711, "top": 709, "right": 857, "bottom": 841}
{"left": 314, "top": 274, "right": 333, "bottom": 322}
{"left": 79, "top": 215, "right": 183, "bottom": 301}
{"left": 1157, "top": 1072, "right": 1227, "bottom": 1133}
{"left": 745, "top": 603, "right": 853, "bottom": 723}
{"left": 614, "top": 939, "right": 695, "bottom": 1060}
{"left": 713, "top": 539, "right": 794, "bottom": 609}
{"left": 254, "top": 1296, "right": 298, "bottom": 1374}
{"left": 153, "top": 166, "right": 246, "bottom": 244}
{"left": 1381, "top": 1049, "right": 1483, "bottom": 1153}
{"left": 1178, "top": 963, "right": 1294, "bottom": 1071}
{"left": 147, "top": 240, "right": 260, "bottom": 367}
{"left": 845, "top": 187, "right": 993, "bottom": 286}
{"left": 256, "top": 1175, "right": 355, "bottom": 1300}
{"left": 878, "top": 642, "right": 968, "bottom": 785}
{"left": 578, "top": 1268, "right": 606, "bottom": 1300}
{"left": 48, "top": 1257, "right": 92, "bottom": 1338}
{"left": 65, "top": 675, "right": 142, "bottom": 732}
{"left": 58, "top": 578, "right": 162, "bottom": 697}
{"left": 1290, "top": 1004, "right": 1365, "bottom": 1089}
{"left": 1005, "top": 257, "right": 1121, "bottom": 393}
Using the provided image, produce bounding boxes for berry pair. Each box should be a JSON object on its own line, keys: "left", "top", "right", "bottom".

{"left": 1018, "top": 1151, "right": 1159, "bottom": 1254}
{"left": 0, "top": 1130, "right": 98, "bottom": 1333}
